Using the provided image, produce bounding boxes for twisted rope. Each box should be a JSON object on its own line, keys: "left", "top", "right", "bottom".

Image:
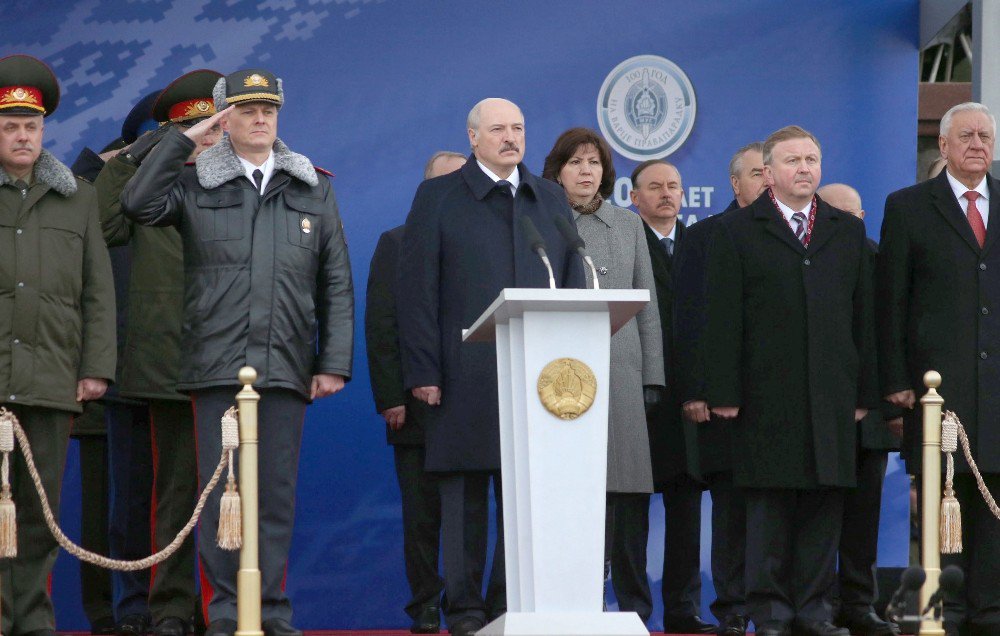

{"left": 943, "top": 410, "right": 1000, "bottom": 520}
{"left": 10, "top": 414, "right": 228, "bottom": 570}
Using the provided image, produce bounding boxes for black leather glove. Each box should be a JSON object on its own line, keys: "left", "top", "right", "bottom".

{"left": 118, "top": 123, "right": 172, "bottom": 165}
{"left": 643, "top": 385, "right": 664, "bottom": 415}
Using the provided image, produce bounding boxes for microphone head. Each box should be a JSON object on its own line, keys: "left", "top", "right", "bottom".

{"left": 553, "top": 214, "right": 586, "bottom": 251}
{"left": 901, "top": 566, "right": 927, "bottom": 590}
{"left": 519, "top": 215, "right": 546, "bottom": 253}
{"left": 939, "top": 566, "right": 964, "bottom": 594}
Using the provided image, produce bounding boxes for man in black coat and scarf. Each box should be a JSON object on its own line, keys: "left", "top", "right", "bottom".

{"left": 705, "top": 126, "right": 877, "bottom": 636}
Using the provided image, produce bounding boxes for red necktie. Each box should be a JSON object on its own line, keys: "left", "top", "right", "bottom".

{"left": 965, "top": 191, "right": 986, "bottom": 248}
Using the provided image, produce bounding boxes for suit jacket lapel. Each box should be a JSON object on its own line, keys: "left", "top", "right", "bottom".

{"left": 643, "top": 222, "right": 673, "bottom": 291}
{"left": 931, "top": 171, "right": 981, "bottom": 254}
{"left": 804, "top": 201, "right": 841, "bottom": 254}
{"left": 980, "top": 174, "right": 1000, "bottom": 256}
{"left": 755, "top": 197, "right": 806, "bottom": 256}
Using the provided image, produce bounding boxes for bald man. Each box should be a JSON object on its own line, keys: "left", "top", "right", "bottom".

{"left": 817, "top": 184, "right": 901, "bottom": 636}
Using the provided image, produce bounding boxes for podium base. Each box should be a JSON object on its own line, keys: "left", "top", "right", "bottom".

{"left": 476, "top": 611, "right": 648, "bottom": 635}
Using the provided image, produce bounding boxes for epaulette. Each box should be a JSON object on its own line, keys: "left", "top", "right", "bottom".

{"left": 314, "top": 166, "right": 334, "bottom": 178}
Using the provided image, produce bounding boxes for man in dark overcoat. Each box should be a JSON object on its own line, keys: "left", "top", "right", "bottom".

{"left": 876, "top": 102, "right": 1000, "bottom": 636}
{"left": 630, "top": 160, "right": 714, "bottom": 634}
{"left": 397, "top": 98, "right": 584, "bottom": 636}
{"left": 364, "top": 151, "right": 465, "bottom": 634}
{"left": 816, "top": 183, "right": 901, "bottom": 636}
{"left": 0, "top": 54, "right": 116, "bottom": 636}
{"left": 672, "top": 141, "right": 765, "bottom": 636}
{"left": 705, "top": 126, "right": 877, "bottom": 636}
{"left": 120, "top": 68, "right": 354, "bottom": 636}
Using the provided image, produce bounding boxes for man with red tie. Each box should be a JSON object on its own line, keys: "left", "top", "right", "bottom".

{"left": 877, "top": 102, "right": 1000, "bottom": 636}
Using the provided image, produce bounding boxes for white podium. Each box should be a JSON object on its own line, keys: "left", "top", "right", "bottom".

{"left": 463, "top": 288, "right": 650, "bottom": 636}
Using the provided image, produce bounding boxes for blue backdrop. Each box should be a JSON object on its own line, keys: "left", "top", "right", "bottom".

{"left": 0, "top": 0, "right": 918, "bottom": 630}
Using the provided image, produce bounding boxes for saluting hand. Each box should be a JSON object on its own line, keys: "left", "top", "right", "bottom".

{"left": 183, "top": 105, "right": 233, "bottom": 144}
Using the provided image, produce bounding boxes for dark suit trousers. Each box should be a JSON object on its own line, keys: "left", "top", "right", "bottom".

{"left": 658, "top": 475, "right": 704, "bottom": 622}
{"left": 107, "top": 402, "right": 153, "bottom": 620}
{"left": 78, "top": 434, "right": 114, "bottom": 627}
{"left": 439, "top": 471, "right": 505, "bottom": 627}
{"left": 193, "top": 388, "right": 306, "bottom": 624}
{"left": 148, "top": 399, "right": 198, "bottom": 622}
{"left": 0, "top": 405, "right": 72, "bottom": 636}
{"left": 942, "top": 473, "right": 1000, "bottom": 630}
{"left": 707, "top": 471, "right": 746, "bottom": 622}
{"left": 393, "top": 444, "right": 443, "bottom": 618}
{"left": 836, "top": 448, "right": 888, "bottom": 615}
{"left": 745, "top": 488, "right": 844, "bottom": 626}
{"left": 606, "top": 492, "right": 652, "bottom": 622}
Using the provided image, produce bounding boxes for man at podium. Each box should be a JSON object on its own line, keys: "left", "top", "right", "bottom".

{"left": 397, "top": 97, "right": 585, "bottom": 636}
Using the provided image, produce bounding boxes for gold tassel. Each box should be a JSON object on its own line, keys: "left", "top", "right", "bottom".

{"left": 940, "top": 484, "right": 962, "bottom": 554}
{"left": 217, "top": 476, "right": 242, "bottom": 550}
{"left": 0, "top": 483, "right": 16, "bottom": 557}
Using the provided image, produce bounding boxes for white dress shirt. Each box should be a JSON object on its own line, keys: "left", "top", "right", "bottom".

{"left": 476, "top": 160, "right": 520, "bottom": 195}
{"left": 946, "top": 170, "right": 990, "bottom": 228}
{"left": 239, "top": 151, "right": 276, "bottom": 194}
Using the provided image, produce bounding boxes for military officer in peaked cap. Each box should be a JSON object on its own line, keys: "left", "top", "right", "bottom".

{"left": 0, "top": 54, "right": 116, "bottom": 636}
{"left": 121, "top": 68, "right": 353, "bottom": 636}
{"left": 96, "top": 69, "right": 225, "bottom": 636}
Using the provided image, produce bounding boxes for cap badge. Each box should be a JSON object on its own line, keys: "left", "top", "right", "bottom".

{"left": 301, "top": 217, "right": 312, "bottom": 234}
{"left": 196, "top": 100, "right": 210, "bottom": 112}
{"left": 1, "top": 86, "right": 40, "bottom": 106}
{"left": 12, "top": 88, "right": 27, "bottom": 100}
{"left": 244, "top": 73, "right": 269, "bottom": 88}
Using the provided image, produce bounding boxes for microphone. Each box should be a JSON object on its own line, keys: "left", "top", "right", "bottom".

{"left": 553, "top": 214, "right": 600, "bottom": 289}
{"left": 922, "top": 565, "right": 964, "bottom": 620}
{"left": 886, "top": 566, "right": 925, "bottom": 622}
{"left": 520, "top": 215, "right": 556, "bottom": 289}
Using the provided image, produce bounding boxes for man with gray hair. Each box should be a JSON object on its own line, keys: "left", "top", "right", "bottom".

{"left": 877, "top": 102, "right": 1000, "bottom": 636}
{"left": 121, "top": 68, "right": 354, "bottom": 636}
{"left": 423, "top": 150, "right": 466, "bottom": 180}
{"left": 398, "top": 98, "right": 584, "bottom": 636}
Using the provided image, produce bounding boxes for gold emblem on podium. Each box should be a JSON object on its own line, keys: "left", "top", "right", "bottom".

{"left": 537, "top": 358, "right": 597, "bottom": 420}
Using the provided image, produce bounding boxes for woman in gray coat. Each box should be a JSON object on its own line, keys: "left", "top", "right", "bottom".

{"left": 543, "top": 128, "right": 664, "bottom": 622}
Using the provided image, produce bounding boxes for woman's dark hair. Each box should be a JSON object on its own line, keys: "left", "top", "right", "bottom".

{"left": 542, "top": 127, "right": 616, "bottom": 199}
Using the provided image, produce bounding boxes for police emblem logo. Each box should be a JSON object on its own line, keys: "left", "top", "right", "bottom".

{"left": 300, "top": 217, "right": 312, "bottom": 234}
{"left": 537, "top": 358, "right": 597, "bottom": 421}
{"left": 597, "top": 55, "right": 697, "bottom": 161}
{"left": 244, "top": 73, "right": 269, "bottom": 88}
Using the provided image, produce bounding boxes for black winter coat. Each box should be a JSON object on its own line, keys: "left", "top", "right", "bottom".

{"left": 705, "top": 192, "right": 878, "bottom": 488}
{"left": 398, "top": 158, "right": 585, "bottom": 472}
{"left": 120, "top": 129, "right": 354, "bottom": 398}
{"left": 642, "top": 220, "right": 696, "bottom": 487}
{"left": 877, "top": 171, "right": 1000, "bottom": 473}
{"left": 365, "top": 225, "right": 429, "bottom": 446}
{"left": 672, "top": 199, "right": 738, "bottom": 478}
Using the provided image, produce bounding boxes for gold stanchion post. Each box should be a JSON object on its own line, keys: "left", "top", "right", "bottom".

{"left": 920, "top": 370, "right": 945, "bottom": 636}
{"left": 235, "top": 367, "right": 264, "bottom": 636}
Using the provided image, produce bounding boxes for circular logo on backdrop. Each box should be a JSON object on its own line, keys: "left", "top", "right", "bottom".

{"left": 597, "top": 55, "right": 697, "bottom": 161}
